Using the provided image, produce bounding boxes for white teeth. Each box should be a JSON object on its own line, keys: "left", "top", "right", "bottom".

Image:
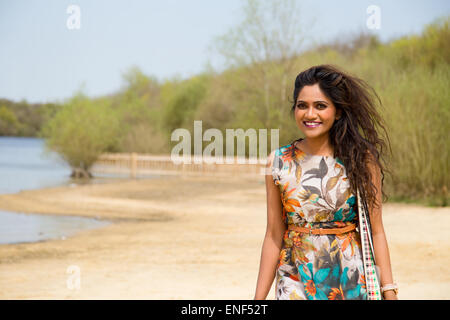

{"left": 304, "top": 122, "right": 321, "bottom": 125}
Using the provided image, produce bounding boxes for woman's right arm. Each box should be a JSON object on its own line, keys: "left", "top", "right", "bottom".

{"left": 254, "top": 150, "right": 286, "bottom": 300}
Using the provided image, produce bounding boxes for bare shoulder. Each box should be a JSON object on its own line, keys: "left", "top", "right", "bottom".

{"left": 265, "top": 149, "right": 277, "bottom": 168}
{"left": 264, "top": 149, "right": 281, "bottom": 183}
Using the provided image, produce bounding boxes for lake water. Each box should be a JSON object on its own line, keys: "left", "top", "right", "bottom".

{"left": 0, "top": 210, "right": 110, "bottom": 245}
{"left": 0, "top": 137, "right": 111, "bottom": 244}
{"left": 0, "top": 137, "right": 72, "bottom": 194}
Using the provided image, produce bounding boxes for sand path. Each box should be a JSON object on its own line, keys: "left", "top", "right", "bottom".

{"left": 0, "top": 174, "right": 448, "bottom": 299}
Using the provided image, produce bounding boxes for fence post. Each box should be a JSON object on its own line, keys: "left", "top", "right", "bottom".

{"left": 130, "top": 152, "right": 137, "bottom": 178}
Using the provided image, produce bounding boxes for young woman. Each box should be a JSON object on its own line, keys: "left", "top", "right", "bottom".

{"left": 254, "top": 65, "right": 397, "bottom": 300}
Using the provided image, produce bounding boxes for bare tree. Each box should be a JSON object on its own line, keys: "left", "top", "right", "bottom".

{"left": 211, "top": 0, "right": 313, "bottom": 127}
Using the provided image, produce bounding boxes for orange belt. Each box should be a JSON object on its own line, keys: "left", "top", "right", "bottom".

{"left": 288, "top": 223, "right": 357, "bottom": 235}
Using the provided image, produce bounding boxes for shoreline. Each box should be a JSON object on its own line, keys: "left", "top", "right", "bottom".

{"left": 0, "top": 173, "right": 449, "bottom": 299}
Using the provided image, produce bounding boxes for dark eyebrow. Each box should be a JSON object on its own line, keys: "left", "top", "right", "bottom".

{"left": 297, "top": 100, "right": 329, "bottom": 105}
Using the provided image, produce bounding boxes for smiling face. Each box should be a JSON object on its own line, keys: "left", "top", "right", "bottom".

{"left": 294, "top": 83, "right": 341, "bottom": 139}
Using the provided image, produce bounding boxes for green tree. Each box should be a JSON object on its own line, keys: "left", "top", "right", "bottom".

{"left": 40, "top": 92, "right": 121, "bottom": 178}
{"left": 161, "top": 74, "right": 209, "bottom": 133}
{"left": 0, "top": 105, "right": 20, "bottom": 135}
{"left": 114, "top": 66, "right": 168, "bottom": 153}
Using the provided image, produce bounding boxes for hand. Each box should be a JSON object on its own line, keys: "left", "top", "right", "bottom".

{"left": 382, "top": 290, "right": 398, "bottom": 300}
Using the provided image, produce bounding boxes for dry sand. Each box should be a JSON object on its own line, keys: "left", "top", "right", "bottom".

{"left": 0, "top": 173, "right": 449, "bottom": 299}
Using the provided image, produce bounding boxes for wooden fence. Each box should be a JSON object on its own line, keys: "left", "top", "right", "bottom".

{"left": 91, "top": 153, "right": 269, "bottom": 177}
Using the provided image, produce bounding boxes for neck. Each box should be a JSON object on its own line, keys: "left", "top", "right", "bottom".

{"left": 302, "top": 135, "right": 333, "bottom": 156}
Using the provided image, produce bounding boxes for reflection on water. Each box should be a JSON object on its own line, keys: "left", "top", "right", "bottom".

{"left": 0, "top": 136, "right": 166, "bottom": 244}
{"left": 0, "top": 210, "right": 111, "bottom": 245}
{"left": 0, "top": 136, "right": 162, "bottom": 194}
{"left": 0, "top": 137, "right": 71, "bottom": 194}
{"left": 0, "top": 137, "right": 115, "bottom": 244}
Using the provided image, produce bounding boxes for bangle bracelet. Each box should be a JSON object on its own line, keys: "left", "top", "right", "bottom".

{"left": 381, "top": 283, "right": 398, "bottom": 295}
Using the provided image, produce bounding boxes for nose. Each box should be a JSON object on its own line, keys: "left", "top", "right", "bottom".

{"left": 305, "top": 106, "right": 317, "bottom": 119}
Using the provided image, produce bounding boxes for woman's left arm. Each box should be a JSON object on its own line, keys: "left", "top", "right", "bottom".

{"left": 367, "top": 155, "right": 398, "bottom": 300}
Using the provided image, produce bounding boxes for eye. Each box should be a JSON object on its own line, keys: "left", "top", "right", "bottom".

{"left": 317, "top": 104, "right": 327, "bottom": 109}
{"left": 296, "top": 103, "right": 305, "bottom": 109}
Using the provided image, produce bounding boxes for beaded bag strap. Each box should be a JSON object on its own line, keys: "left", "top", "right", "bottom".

{"left": 357, "top": 188, "right": 382, "bottom": 300}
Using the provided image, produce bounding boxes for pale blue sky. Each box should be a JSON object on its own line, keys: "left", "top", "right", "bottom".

{"left": 0, "top": 0, "right": 449, "bottom": 103}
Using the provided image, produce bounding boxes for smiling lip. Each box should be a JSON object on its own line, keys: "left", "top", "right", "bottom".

{"left": 303, "top": 121, "right": 322, "bottom": 128}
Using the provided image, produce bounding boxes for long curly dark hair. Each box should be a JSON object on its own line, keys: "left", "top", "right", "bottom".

{"left": 290, "top": 64, "right": 393, "bottom": 217}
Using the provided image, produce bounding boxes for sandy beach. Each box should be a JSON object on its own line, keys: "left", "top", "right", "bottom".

{"left": 0, "top": 173, "right": 449, "bottom": 300}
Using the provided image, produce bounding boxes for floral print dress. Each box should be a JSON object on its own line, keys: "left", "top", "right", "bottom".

{"left": 272, "top": 138, "right": 367, "bottom": 300}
